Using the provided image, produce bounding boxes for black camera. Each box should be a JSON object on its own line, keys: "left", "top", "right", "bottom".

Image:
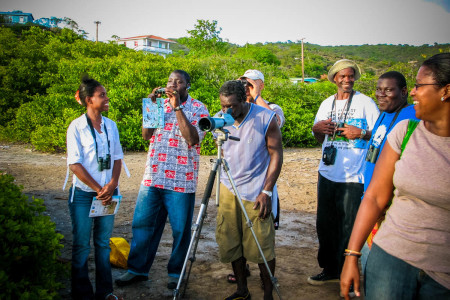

{"left": 155, "top": 88, "right": 166, "bottom": 95}
{"left": 322, "top": 145, "right": 337, "bottom": 165}
{"left": 336, "top": 122, "right": 345, "bottom": 136}
{"left": 365, "top": 145, "right": 380, "bottom": 164}
{"left": 98, "top": 154, "right": 111, "bottom": 172}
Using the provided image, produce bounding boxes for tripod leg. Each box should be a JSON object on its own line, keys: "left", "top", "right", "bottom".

{"left": 172, "top": 159, "right": 220, "bottom": 300}
{"left": 222, "top": 159, "right": 283, "bottom": 300}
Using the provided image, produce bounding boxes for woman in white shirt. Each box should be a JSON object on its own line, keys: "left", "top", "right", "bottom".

{"left": 66, "top": 76, "right": 123, "bottom": 300}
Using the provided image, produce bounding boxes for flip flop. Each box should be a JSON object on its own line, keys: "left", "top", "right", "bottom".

{"left": 227, "top": 273, "right": 237, "bottom": 284}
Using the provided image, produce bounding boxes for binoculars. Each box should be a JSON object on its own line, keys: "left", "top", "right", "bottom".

{"left": 365, "top": 145, "right": 380, "bottom": 164}
{"left": 239, "top": 78, "right": 254, "bottom": 88}
{"left": 98, "top": 154, "right": 111, "bottom": 172}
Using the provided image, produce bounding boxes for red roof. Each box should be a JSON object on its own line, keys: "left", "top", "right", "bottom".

{"left": 119, "top": 35, "right": 175, "bottom": 43}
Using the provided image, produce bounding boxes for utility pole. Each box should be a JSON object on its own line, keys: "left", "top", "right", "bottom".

{"left": 94, "top": 21, "right": 101, "bottom": 43}
{"left": 300, "top": 38, "right": 305, "bottom": 84}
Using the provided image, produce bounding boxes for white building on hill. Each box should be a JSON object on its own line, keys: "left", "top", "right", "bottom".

{"left": 118, "top": 35, "right": 175, "bottom": 57}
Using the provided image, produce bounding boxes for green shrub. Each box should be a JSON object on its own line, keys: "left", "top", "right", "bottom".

{"left": 30, "top": 121, "right": 66, "bottom": 152}
{"left": 200, "top": 133, "right": 216, "bottom": 155}
{"left": 115, "top": 109, "right": 149, "bottom": 151}
{"left": 0, "top": 173, "right": 66, "bottom": 299}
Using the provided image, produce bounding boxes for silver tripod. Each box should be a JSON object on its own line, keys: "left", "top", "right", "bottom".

{"left": 173, "top": 129, "right": 282, "bottom": 300}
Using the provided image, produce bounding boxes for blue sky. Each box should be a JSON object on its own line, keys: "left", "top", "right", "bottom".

{"left": 1, "top": 0, "right": 449, "bottom": 46}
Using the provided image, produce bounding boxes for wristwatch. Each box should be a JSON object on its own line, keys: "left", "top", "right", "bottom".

{"left": 174, "top": 104, "right": 185, "bottom": 111}
{"left": 360, "top": 129, "right": 366, "bottom": 139}
{"left": 262, "top": 190, "right": 273, "bottom": 197}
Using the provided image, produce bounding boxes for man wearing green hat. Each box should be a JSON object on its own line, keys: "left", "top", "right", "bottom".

{"left": 309, "top": 59, "right": 379, "bottom": 286}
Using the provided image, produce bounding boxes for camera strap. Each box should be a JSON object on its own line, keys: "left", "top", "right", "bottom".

{"left": 330, "top": 90, "right": 354, "bottom": 142}
{"left": 332, "top": 90, "right": 353, "bottom": 123}
{"left": 85, "top": 113, "right": 110, "bottom": 162}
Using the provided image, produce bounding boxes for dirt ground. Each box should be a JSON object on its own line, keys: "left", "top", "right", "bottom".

{"left": 0, "top": 144, "right": 362, "bottom": 300}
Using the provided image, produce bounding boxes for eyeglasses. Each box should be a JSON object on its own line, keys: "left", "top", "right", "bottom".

{"left": 413, "top": 83, "right": 440, "bottom": 90}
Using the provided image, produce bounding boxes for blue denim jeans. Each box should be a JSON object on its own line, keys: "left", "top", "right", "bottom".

{"left": 69, "top": 187, "right": 116, "bottom": 300}
{"left": 365, "top": 243, "right": 450, "bottom": 300}
{"left": 127, "top": 185, "right": 195, "bottom": 278}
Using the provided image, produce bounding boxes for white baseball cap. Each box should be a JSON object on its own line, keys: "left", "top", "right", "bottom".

{"left": 241, "top": 69, "right": 264, "bottom": 82}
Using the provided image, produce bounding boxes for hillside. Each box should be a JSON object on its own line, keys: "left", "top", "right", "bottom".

{"left": 0, "top": 24, "right": 448, "bottom": 152}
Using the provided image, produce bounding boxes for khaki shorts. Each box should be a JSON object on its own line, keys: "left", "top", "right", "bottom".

{"left": 215, "top": 184, "right": 275, "bottom": 264}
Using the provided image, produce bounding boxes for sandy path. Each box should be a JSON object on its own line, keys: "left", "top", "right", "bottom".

{"left": 0, "top": 145, "right": 360, "bottom": 299}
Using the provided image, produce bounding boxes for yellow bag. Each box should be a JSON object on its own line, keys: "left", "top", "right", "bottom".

{"left": 109, "top": 237, "right": 130, "bottom": 269}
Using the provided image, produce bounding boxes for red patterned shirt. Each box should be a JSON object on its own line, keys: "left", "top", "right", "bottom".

{"left": 142, "top": 95, "right": 209, "bottom": 193}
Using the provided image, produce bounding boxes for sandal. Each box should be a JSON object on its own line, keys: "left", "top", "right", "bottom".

{"left": 226, "top": 264, "right": 251, "bottom": 284}
{"left": 227, "top": 273, "right": 238, "bottom": 283}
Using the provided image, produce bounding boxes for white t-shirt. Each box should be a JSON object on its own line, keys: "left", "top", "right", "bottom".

{"left": 266, "top": 101, "right": 285, "bottom": 128}
{"left": 314, "top": 91, "right": 379, "bottom": 183}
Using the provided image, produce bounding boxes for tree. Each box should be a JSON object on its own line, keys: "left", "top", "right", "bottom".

{"left": 50, "top": 16, "right": 63, "bottom": 27}
{"left": 63, "top": 17, "right": 79, "bottom": 31}
{"left": 78, "top": 29, "right": 89, "bottom": 39}
{"left": 178, "top": 19, "right": 228, "bottom": 56}
{"left": 111, "top": 35, "right": 120, "bottom": 43}
{"left": 235, "top": 45, "right": 280, "bottom": 65}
